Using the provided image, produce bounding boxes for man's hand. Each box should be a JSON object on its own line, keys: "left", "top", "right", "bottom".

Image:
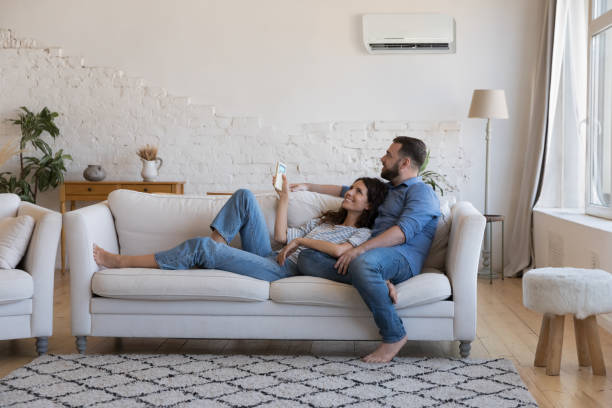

{"left": 334, "top": 245, "right": 366, "bottom": 275}
{"left": 289, "top": 183, "right": 310, "bottom": 192}
{"left": 277, "top": 239, "right": 300, "bottom": 265}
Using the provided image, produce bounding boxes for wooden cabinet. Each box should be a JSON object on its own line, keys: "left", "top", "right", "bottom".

{"left": 59, "top": 181, "right": 185, "bottom": 273}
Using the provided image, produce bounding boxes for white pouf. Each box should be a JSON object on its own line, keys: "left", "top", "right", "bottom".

{"left": 523, "top": 267, "right": 612, "bottom": 376}
{"left": 523, "top": 267, "right": 612, "bottom": 319}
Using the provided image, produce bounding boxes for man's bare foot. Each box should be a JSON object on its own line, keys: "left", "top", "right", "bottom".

{"left": 386, "top": 280, "right": 398, "bottom": 304}
{"left": 211, "top": 230, "right": 228, "bottom": 244}
{"left": 362, "top": 335, "right": 409, "bottom": 363}
{"left": 93, "top": 244, "right": 121, "bottom": 268}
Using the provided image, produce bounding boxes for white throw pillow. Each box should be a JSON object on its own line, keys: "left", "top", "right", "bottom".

{"left": 423, "top": 195, "right": 456, "bottom": 271}
{"left": 0, "top": 215, "right": 35, "bottom": 269}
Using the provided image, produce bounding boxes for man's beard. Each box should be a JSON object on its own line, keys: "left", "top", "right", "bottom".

{"left": 381, "top": 161, "right": 400, "bottom": 181}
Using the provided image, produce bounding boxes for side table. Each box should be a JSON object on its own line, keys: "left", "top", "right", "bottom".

{"left": 59, "top": 181, "right": 185, "bottom": 274}
{"left": 484, "top": 214, "right": 504, "bottom": 284}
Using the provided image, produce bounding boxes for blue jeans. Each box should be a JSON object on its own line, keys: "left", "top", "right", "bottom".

{"left": 297, "top": 248, "right": 414, "bottom": 343}
{"left": 154, "top": 189, "right": 298, "bottom": 281}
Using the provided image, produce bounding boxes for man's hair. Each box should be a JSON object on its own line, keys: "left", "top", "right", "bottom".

{"left": 393, "top": 136, "right": 427, "bottom": 170}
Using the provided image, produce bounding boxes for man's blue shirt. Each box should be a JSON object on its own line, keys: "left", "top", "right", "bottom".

{"left": 341, "top": 176, "right": 440, "bottom": 275}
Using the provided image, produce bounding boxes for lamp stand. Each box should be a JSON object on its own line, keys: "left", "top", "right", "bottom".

{"left": 481, "top": 118, "right": 493, "bottom": 277}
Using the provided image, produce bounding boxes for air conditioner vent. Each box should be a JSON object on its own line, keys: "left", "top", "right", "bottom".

{"left": 369, "top": 43, "right": 450, "bottom": 50}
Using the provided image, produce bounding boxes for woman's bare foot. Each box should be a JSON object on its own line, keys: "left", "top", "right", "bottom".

{"left": 386, "top": 280, "right": 398, "bottom": 304}
{"left": 93, "top": 244, "right": 121, "bottom": 268}
{"left": 362, "top": 335, "right": 409, "bottom": 363}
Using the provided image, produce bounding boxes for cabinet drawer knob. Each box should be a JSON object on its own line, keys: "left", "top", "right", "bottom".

{"left": 144, "top": 188, "right": 148, "bottom": 192}
{"left": 87, "top": 187, "right": 92, "bottom": 192}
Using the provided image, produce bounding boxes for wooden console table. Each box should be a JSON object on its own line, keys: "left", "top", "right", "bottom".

{"left": 59, "top": 181, "right": 185, "bottom": 274}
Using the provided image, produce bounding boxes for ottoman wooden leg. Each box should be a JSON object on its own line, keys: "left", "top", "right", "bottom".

{"left": 584, "top": 315, "right": 606, "bottom": 376}
{"left": 534, "top": 314, "right": 552, "bottom": 367}
{"left": 546, "top": 315, "right": 565, "bottom": 376}
{"left": 573, "top": 316, "right": 591, "bottom": 367}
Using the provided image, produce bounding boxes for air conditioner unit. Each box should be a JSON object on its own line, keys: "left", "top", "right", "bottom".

{"left": 363, "top": 14, "right": 456, "bottom": 54}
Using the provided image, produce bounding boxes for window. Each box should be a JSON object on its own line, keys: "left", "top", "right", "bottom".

{"left": 587, "top": 1, "right": 612, "bottom": 218}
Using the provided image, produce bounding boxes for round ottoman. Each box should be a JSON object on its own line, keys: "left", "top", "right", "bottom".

{"left": 523, "top": 267, "right": 612, "bottom": 376}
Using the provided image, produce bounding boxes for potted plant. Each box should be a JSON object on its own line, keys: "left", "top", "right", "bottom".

{"left": 0, "top": 107, "right": 72, "bottom": 202}
{"left": 419, "top": 150, "right": 455, "bottom": 196}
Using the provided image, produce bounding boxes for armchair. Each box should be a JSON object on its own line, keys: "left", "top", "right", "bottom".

{"left": 0, "top": 193, "right": 62, "bottom": 354}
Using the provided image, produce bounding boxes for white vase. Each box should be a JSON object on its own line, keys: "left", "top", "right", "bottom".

{"left": 141, "top": 158, "right": 163, "bottom": 182}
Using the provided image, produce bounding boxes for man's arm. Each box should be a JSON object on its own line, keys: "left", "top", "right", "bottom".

{"left": 290, "top": 183, "right": 344, "bottom": 197}
{"left": 334, "top": 226, "right": 404, "bottom": 274}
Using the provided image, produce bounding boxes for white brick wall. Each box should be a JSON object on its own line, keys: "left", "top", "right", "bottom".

{"left": 0, "top": 28, "right": 470, "bottom": 208}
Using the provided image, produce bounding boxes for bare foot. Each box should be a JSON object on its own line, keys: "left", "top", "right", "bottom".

{"left": 362, "top": 335, "right": 409, "bottom": 363}
{"left": 386, "top": 280, "right": 398, "bottom": 304}
{"left": 93, "top": 244, "right": 121, "bottom": 268}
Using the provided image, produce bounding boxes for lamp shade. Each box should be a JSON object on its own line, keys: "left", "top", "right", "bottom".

{"left": 468, "top": 89, "right": 509, "bottom": 119}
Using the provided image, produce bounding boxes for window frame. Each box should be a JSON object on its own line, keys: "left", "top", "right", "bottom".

{"left": 586, "top": 1, "right": 612, "bottom": 219}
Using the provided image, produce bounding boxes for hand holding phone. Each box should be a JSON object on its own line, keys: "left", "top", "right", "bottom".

{"left": 273, "top": 162, "right": 287, "bottom": 191}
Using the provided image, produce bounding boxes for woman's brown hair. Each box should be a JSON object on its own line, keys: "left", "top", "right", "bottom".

{"left": 320, "top": 177, "right": 388, "bottom": 228}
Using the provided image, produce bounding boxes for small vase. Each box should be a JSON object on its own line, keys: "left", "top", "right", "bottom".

{"left": 141, "top": 158, "right": 163, "bottom": 182}
{"left": 83, "top": 165, "right": 106, "bottom": 181}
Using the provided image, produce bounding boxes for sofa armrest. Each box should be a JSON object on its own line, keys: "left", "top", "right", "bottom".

{"left": 445, "top": 201, "right": 486, "bottom": 341}
{"left": 64, "top": 202, "right": 118, "bottom": 336}
{"left": 18, "top": 202, "right": 62, "bottom": 337}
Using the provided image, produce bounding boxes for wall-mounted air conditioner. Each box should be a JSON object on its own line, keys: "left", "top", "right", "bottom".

{"left": 362, "top": 13, "right": 456, "bottom": 54}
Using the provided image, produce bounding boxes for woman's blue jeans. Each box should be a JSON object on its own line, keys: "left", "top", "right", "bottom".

{"left": 154, "top": 189, "right": 298, "bottom": 281}
{"left": 297, "top": 248, "right": 414, "bottom": 343}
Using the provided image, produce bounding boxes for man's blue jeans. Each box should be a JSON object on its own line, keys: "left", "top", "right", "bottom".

{"left": 154, "top": 189, "right": 298, "bottom": 281}
{"left": 297, "top": 248, "right": 414, "bottom": 343}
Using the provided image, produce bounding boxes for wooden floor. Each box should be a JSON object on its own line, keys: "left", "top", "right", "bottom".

{"left": 2, "top": 271, "right": 612, "bottom": 407}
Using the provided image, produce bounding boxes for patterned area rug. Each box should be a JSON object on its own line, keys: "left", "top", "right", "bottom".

{"left": 0, "top": 354, "right": 537, "bottom": 407}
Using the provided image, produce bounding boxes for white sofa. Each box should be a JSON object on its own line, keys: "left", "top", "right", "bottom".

{"left": 0, "top": 193, "right": 62, "bottom": 354}
{"left": 65, "top": 189, "right": 485, "bottom": 357}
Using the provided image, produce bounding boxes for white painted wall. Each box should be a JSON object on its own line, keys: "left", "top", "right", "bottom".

{"left": 0, "top": 0, "right": 545, "bottom": 274}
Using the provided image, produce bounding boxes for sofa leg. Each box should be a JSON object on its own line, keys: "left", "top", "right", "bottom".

{"left": 76, "top": 336, "right": 87, "bottom": 354}
{"left": 36, "top": 337, "right": 49, "bottom": 355}
{"left": 459, "top": 341, "right": 471, "bottom": 358}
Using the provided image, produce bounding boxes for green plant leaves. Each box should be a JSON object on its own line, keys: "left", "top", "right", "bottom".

{"left": 3, "top": 106, "right": 70, "bottom": 202}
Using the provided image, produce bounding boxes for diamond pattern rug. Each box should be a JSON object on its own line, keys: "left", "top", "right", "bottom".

{"left": 0, "top": 354, "right": 538, "bottom": 407}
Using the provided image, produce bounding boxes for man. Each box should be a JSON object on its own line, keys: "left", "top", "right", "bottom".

{"left": 291, "top": 136, "right": 440, "bottom": 363}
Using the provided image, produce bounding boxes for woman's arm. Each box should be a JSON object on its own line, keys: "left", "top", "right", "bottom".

{"left": 296, "top": 237, "right": 353, "bottom": 258}
{"left": 274, "top": 175, "right": 289, "bottom": 243}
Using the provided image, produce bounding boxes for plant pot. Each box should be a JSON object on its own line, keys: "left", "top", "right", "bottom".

{"left": 141, "top": 158, "right": 163, "bottom": 182}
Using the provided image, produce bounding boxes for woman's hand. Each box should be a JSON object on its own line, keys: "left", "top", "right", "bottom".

{"left": 277, "top": 239, "right": 300, "bottom": 265}
{"left": 273, "top": 174, "right": 289, "bottom": 197}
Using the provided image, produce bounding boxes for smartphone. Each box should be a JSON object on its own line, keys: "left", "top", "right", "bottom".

{"left": 274, "top": 162, "right": 287, "bottom": 191}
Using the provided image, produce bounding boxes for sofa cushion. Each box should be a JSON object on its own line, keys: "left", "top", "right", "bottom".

{"left": 108, "top": 189, "right": 344, "bottom": 255}
{"left": 0, "top": 269, "right": 33, "bottom": 304}
{"left": 270, "top": 269, "right": 451, "bottom": 309}
{"left": 0, "top": 215, "right": 35, "bottom": 269}
{"left": 0, "top": 193, "right": 20, "bottom": 218}
{"left": 423, "top": 195, "right": 455, "bottom": 271}
{"left": 91, "top": 268, "right": 270, "bottom": 301}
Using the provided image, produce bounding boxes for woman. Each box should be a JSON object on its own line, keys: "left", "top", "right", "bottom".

{"left": 94, "top": 176, "right": 389, "bottom": 286}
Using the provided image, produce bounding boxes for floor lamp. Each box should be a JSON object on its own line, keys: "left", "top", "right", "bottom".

{"left": 468, "top": 89, "right": 509, "bottom": 276}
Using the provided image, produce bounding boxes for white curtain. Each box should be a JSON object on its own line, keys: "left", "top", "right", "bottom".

{"left": 537, "top": 0, "right": 588, "bottom": 209}
{"left": 505, "top": 0, "right": 557, "bottom": 277}
{"left": 506, "top": 0, "right": 588, "bottom": 277}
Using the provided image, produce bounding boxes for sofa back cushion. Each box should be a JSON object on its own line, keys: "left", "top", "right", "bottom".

{"left": 107, "top": 189, "right": 453, "bottom": 268}
{"left": 108, "top": 189, "right": 343, "bottom": 255}
{"left": 0, "top": 194, "right": 20, "bottom": 218}
{"left": 0, "top": 215, "right": 35, "bottom": 269}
